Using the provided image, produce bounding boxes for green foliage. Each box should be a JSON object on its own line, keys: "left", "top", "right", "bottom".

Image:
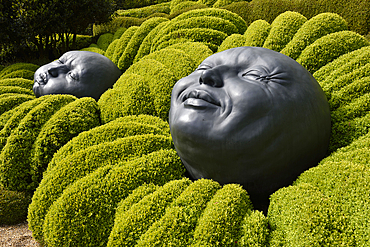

{"left": 168, "top": 3, "right": 208, "bottom": 19}
{"left": 281, "top": 13, "right": 348, "bottom": 60}
{"left": 113, "top": 27, "right": 128, "bottom": 40}
{"left": 97, "top": 33, "right": 114, "bottom": 51}
{"left": 191, "top": 184, "right": 252, "bottom": 246}
{"left": 93, "top": 17, "right": 143, "bottom": 37}
{"left": 0, "top": 95, "right": 76, "bottom": 192}
{"left": 0, "top": 187, "right": 31, "bottom": 225}
{"left": 111, "top": 26, "right": 139, "bottom": 65}
{"left": 80, "top": 47, "right": 105, "bottom": 55}
{"left": 136, "top": 179, "right": 221, "bottom": 247}
{"left": 118, "top": 17, "right": 169, "bottom": 71}
{"left": 116, "top": 2, "right": 171, "bottom": 18}
{"left": 197, "top": 0, "right": 217, "bottom": 7}
{"left": 0, "top": 70, "right": 35, "bottom": 80}
{"left": 42, "top": 150, "right": 185, "bottom": 246}
{"left": 297, "top": 31, "right": 370, "bottom": 73}
{"left": 244, "top": 19, "right": 271, "bottom": 48}
{"left": 262, "top": 11, "right": 307, "bottom": 52}
{"left": 171, "top": 1, "right": 206, "bottom": 14}
{"left": 104, "top": 39, "right": 120, "bottom": 61}
{"left": 165, "top": 42, "right": 212, "bottom": 66}
{"left": 218, "top": 34, "right": 246, "bottom": 52}
{"left": 0, "top": 63, "right": 39, "bottom": 79}
{"left": 115, "top": 0, "right": 170, "bottom": 11}
{"left": 0, "top": 93, "right": 35, "bottom": 115}
{"left": 213, "top": 0, "right": 244, "bottom": 8}
{"left": 248, "top": 0, "right": 293, "bottom": 25}
{"left": 238, "top": 211, "right": 270, "bottom": 247}
{"left": 107, "top": 178, "right": 191, "bottom": 247}
{"left": 29, "top": 98, "right": 100, "bottom": 191}
{"left": 0, "top": 86, "right": 33, "bottom": 96}
{"left": 0, "top": 78, "right": 34, "bottom": 90}
{"left": 221, "top": 1, "right": 252, "bottom": 26}
{"left": 28, "top": 134, "right": 174, "bottom": 242}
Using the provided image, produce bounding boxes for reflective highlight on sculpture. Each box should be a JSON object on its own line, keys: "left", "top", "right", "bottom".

{"left": 33, "top": 51, "right": 121, "bottom": 100}
{"left": 169, "top": 47, "right": 331, "bottom": 208}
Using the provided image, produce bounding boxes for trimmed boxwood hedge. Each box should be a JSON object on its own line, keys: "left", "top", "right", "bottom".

{"left": 171, "top": 1, "right": 206, "bottom": 15}
{"left": 97, "top": 33, "right": 114, "bottom": 51}
{"left": 0, "top": 63, "right": 39, "bottom": 79}
{"left": 0, "top": 78, "right": 34, "bottom": 90}
{"left": 116, "top": 2, "right": 170, "bottom": 18}
{"left": 238, "top": 210, "right": 269, "bottom": 246}
{"left": 217, "top": 33, "right": 246, "bottom": 52}
{"left": 0, "top": 95, "right": 76, "bottom": 192}
{"left": 0, "top": 93, "right": 35, "bottom": 115}
{"left": 136, "top": 179, "right": 221, "bottom": 247}
{"left": 111, "top": 26, "right": 140, "bottom": 65}
{"left": 263, "top": 11, "right": 307, "bottom": 52}
{"left": 281, "top": 13, "right": 348, "bottom": 60}
{"left": 42, "top": 149, "right": 185, "bottom": 247}
{"left": 28, "top": 134, "right": 174, "bottom": 242}
{"left": 104, "top": 39, "right": 120, "bottom": 61}
{"left": 0, "top": 86, "right": 33, "bottom": 96}
{"left": 113, "top": 27, "right": 128, "bottom": 40}
{"left": 165, "top": 41, "right": 212, "bottom": 65}
{"left": 191, "top": 184, "right": 252, "bottom": 246}
{"left": 107, "top": 178, "right": 191, "bottom": 247}
{"left": 297, "top": 30, "right": 370, "bottom": 73}
{"left": 243, "top": 19, "right": 271, "bottom": 47}
{"left": 0, "top": 69, "right": 35, "bottom": 80}
{"left": 0, "top": 187, "right": 31, "bottom": 225}
{"left": 80, "top": 47, "right": 105, "bottom": 55}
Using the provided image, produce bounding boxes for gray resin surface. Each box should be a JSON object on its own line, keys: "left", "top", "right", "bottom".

{"left": 169, "top": 47, "right": 331, "bottom": 207}
{"left": 33, "top": 51, "right": 121, "bottom": 100}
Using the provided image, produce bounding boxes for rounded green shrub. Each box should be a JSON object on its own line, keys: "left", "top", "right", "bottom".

{"left": 89, "top": 43, "right": 99, "bottom": 48}
{"left": 0, "top": 78, "right": 34, "bottom": 90}
{"left": 0, "top": 187, "right": 31, "bottom": 225}
{"left": 281, "top": 13, "right": 348, "bottom": 60}
{"left": 165, "top": 41, "right": 212, "bottom": 66}
{"left": 80, "top": 47, "right": 105, "bottom": 55}
{"left": 97, "top": 33, "right": 114, "bottom": 51}
{"left": 1, "top": 69, "right": 35, "bottom": 80}
{"left": 172, "top": 8, "right": 247, "bottom": 34}
{"left": 297, "top": 30, "right": 370, "bottom": 73}
{"left": 171, "top": 1, "right": 205, "bottom": 14}
{"left": 28, "top": 134, "right": 174, "bottom": 242}
{"left": 42, "top": 149, "right": 185, "bottom": 247}
{"left": 217, "top": 33, "right": 246, "bottom": 52}
{"left": 197, "top": 0, "right": 217, "bottom": 7}
{"left": 248, "top": 0, "right": 293, "bottom": 25}
{"left": 107, "top": 178, "right": 191, "bottom": 247}
{"left": 0, "top": 63, "right": 39, "bottom": 79}
{"left": 111, "top": 26, "right": 140, "bottom": 65}
{"left": 0, "top": 95, "right": 76, "bottom": 192}
{"left": 243, "top": 19, "right": 271, "bottom": 47}
{"left": 238, "top": 210, "right": 270, "bottom": 247}
{"left": 221, "top": 1, "right": 252, "bottom": 26}
{"left": 262, "top": 11, "right": 307, "bottom": 52}
{"left": 0, "top": 93, "right": 35, "bottom": 115}
{"left": 331, "top": 93, "right": 370, "bottom": 125}
{"left": 168, "top": 3, "right": 208, "bottom": 19}
{"left": 191, "top": 184, "right": 253, "bottom": 246}
{"left": 0, "top": 86, "right": 33, "bottom": 96}
{"left": 93, "top": 17, "right": 143, "bottom": 37}
{"left": 98, "top": 73, "right": 155, "bottom": 122}
{"left": 118, "top": 17, "right": 169, "bottom": 71}
{"left": 113, "top": 27, "right": 128, "bottom": 40}
{"left": 29, "top": 98, "right": 101, "bottom": 190}
{"left": 104, "top": 39, "right": 120, "bottom": 61}
{"left": 213, "top": 0, "right": 243, "bottom": 8}
{"left": 116, "top": 2, "right": 170, "bottom": 18}
{"left": 135, "top": 179, "right": 221, "bottom": 247}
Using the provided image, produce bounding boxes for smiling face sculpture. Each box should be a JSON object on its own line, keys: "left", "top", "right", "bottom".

{"left": 33, "top": 51, "right": 121, "bottom": 101}
{"left": 169, "top": 47, "right": 331, "bottom": 207}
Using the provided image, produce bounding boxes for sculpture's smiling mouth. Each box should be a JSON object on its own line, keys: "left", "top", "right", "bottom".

{"left": 182, "top": 89, "right": 221, "bottom": 108}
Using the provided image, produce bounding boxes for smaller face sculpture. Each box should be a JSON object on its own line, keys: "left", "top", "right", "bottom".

{"left": 169, "top": 47, "right": 331, "bottom": 207}
{"left": 33, "top": 51, "right": 121, "bottom": 100}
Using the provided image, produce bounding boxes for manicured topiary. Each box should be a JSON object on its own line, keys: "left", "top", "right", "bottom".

{"left": 262, "top": 11, "right": 307, "bottom": 52}
{"left": 116, "top": 2, "right": 170, "bottom": 18}
{"left": 1, "top": 69, "right": 35, "bottom": 80}
{"left": 171, "top": 1, "right": 205, "bottom": 15}
{"left": 134, "top": 21, "right": 170, "bottom": 63}
{"left": 243, "top": 19, "right": 271, "bottom": 47}
{"left": 42, "top": 149, "right": 185, "bottom": 247}
{"left": 136, "top": 179, "right": 221, "bottom": 247}
{"left": 165, "top": 42, "right": 212, "bottom": 66}
{"left": 80, "top": 47, "right": 105, "bottom": 55}
{"left": 89, "top": 43, "right": 99, "bottom": 48}
{"left": 118, "top": 17, "right": 168, "bottom": 71}
{"left": 111, "top": 26, "right": 140, "bottom": 65}
{"left": 172, "top": 8, "right": 247, "bottom": 34}
{"left": 218, "top": 34, "right": 246, "bottom": 52}
{"left": 168, "top": 3, "right": 208, "bottom": 19}
{"left": 28, "top": 134, "right": 174, "bottom": 242}
{"left": 0, "top": 187, "right": 31, "bottom": 225}
{"left": 98, "top": 73, "right": 156, "bottom": 122}
{"left": 0, "top": 93, "right": 35, "bottom": 115}
{"left": 104, "top": 39, "right": 120, "bottom": 61}
{"left": 281, "top": 13, "right": 348, "bottom": 60}
{"left": 97, "top": 33, "right": 114, "bottom": 51}
{"left": 213, "top": 0, "right": 243, "bottom": 8}
{"left": 238, "top": 210, "right": 270, "bottom": 247}
{"left": 221, "top": 1, "right": 252, "bottom": 25}
{"left": 297, "top": 31, "right": 370, "bottom": 73}
{"left": 93, "top": 17, "right": 143, "bottom": 37}
{"left": 107, "top": 178, "right": 191, "bottom": 247}
{"left": 0, "top": 78, "right": 34, "bottom": 90}
{"left": 0, "top": 86, "right": 33, "bottom": 96}
{"left": 247, "top": 0, "right": 293, "bottom": 25}
{"left": 113, "top": 27, "right": 128, "bottom": 40}
{"left": 29, "top": 98, "right": 100, "bottom": 190}
{"left": 191, "top": 184, "right": 253, "bottom": 246}
{"left": 0, "top": 63, "right": 39, "bottom": 79}
{"left": 331, "top": 93, "right": 370, "bottom": 125}
{"left": 0, "top": 95, "right": 76, "bottom": 192}
{"left": 197, "top": 0, "right": 217, "bottom": 7}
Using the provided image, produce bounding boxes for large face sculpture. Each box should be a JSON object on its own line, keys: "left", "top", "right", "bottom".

{"left": 33, "top": 51, "right": 121, "bottom": 100}
{"left": 169, "top": 47, "right": 331, "bottom": 207}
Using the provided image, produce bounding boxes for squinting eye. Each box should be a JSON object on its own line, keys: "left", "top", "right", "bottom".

{"left": 68, "top": 72, "right": 78, "bottom": 80}
{"left": 242, "top": 70, "right": 262, "bottom": 77}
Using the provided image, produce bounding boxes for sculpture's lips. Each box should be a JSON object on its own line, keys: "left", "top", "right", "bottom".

{"left": 34, "top": 72, "right": 48, "bottom": 85}
{"left": 182, "top": 89, "right": 221, "bottom": 108}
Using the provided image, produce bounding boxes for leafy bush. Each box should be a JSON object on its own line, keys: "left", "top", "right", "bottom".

{"left": 93, "top": 17, "right": 143, "bottom": 37}
{"left": 331, "top": 93, "right": 370, "bottom": 125}
{"left": 0, "top": 63, "right": 39, "bottom": 79}
{"left": 0, "top": 86, "right": 33, "bottom": 96}
{"left": 217, "top": 34, "right": 246, "bottom": 52}
{"left": 168, "top": 3, "right": 208, "bottom": 19}
{"left": 116, "top": 2, "right": 171, "bottom": 18}
{"left": 0, "top": 93, "right": 35, "bottom": 115}
{"left": 281, "top": 13, "right": 348, "bottom": 60}
{"left": 248, "top": 0, "right": 293, "bottom": 25}
{"left": 80, "top": 47, "right": 105, "bottom": 55}
{"left": 0, "top": 187, "right": 31, "bottom": 225}
{"left": 297, "top": 30, "right": 370, "bottom": 73}
{"left": 136, "top": 179, "right": 221, "bottom": 247}
{"left": 191, "top": 184, "right": 252, "bottom": 246}
{"left": 104, "top": 39, "right": 120, "bottom": 61}
{"left": 118, "top": 17, "right": 169, "bottom": 71}
{"left": 113, "top": 27, "right": 128, "bottom": 40}
{"left": 107, "top": 178, "right": 191, "bottom": 247}
{"left": 244, "top": 19, "right": 271, "bottom": 47}
{"left": 171, "top": 1, "right": 206, "bottom": 14}
{"left": 1, "top": 69, "right": 35, "bottom": 80}
{"left": 213, "top": 0, "right": 244, "bottom": 8}
{"left": 0, "top": 95, "right": 76, "bottom": 192}
{"left": 238, "top": 210, "right": 270, "bottom": 247}
{"left": 97, "top": 33, "right": 114, "bottom": 51}
{"left": 262, "top": 11, "right": 307, "bottom": 52}
{"left": 0, "top": 78, "right": 34, "bottom": 90}
{"left": 165, "top": 41, "right": 212, "bottom": 65}
{"left": 42, "top": 149, "right": 185, "bottom": 246}
{"left": 111, "top": 26, "right": 139, "bottom": 65}
{"left": 221, "top": 1, "right": 252, "bottom": 25}
{"left": 28, "top": 134, "right": 174, "bottom": 242}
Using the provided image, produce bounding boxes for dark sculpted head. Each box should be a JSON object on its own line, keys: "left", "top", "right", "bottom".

{"left": 169, "top": 47, "right": 331, "bottom": 208}
{"left": 33, "top": 51, "right": 121, "bottom": 100}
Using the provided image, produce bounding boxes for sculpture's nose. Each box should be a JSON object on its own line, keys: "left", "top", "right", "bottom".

{"left": 199, "top": 68, "right": 224, "bottom": 87}
{"left": 48, "top": 65, "right": 67, "bottom": 77}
